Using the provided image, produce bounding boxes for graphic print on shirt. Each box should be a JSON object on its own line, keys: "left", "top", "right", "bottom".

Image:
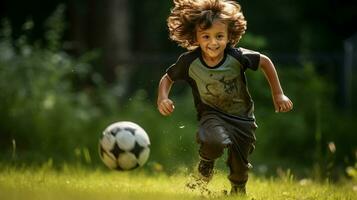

{"left": 205, "top": 75, "right": 239, "bottom": 96}
{"left": 203, "top": 74, "right": 245, "bottom": 112}
{"left": 187, "top": 55, "right": 254, "bottom": 116}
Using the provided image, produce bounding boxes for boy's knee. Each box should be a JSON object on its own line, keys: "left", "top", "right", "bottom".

{"left": 200, "top": 138, "right": 231, "bottom": 160}
{"left": 197, "top": 122, "right": 232, "bottom": 160}
{"left": 199, "top": 139, "right": 228, "bottom": 159}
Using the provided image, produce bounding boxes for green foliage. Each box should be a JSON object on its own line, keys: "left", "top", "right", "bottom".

{"left": 346, "top": 163, "right": 357, "bottom": 182}
{"left": 44, "top": 4, "right": 66, "bottom": 51}
{"left": 246, "top": 63, "right": 333, "bottom": 164}
{"left": 246, "top": 63, "right": 357, "bottom": 179}
{"left": 0, "top": 8, "right": 114, "bottom": 164}
{"left": 0, "top": 7, "right": 196, "bottom": 172}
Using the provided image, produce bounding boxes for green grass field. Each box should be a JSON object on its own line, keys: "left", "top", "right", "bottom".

{"left": 0, "top": 166, "right": 356, "bottom": 200}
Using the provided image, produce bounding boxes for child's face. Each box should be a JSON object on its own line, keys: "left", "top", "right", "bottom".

{"left": 195, "top": 20, "right": 229, "bottom": 61}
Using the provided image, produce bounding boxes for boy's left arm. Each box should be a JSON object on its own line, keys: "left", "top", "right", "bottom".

{"left": 259, "top": 54, "right": 293, "bottom": 113}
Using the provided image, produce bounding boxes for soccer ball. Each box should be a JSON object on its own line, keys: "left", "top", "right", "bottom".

{"left": 98, "top": 121, "right": 150, "bottom": 170}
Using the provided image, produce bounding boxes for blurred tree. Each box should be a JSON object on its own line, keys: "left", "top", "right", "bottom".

{"left": 0, "top": 0, "right": 132, "bottom": 96}
{"left": 239, "top": 0, "right": 357, "bottom": 53}
{"left": 68, "top": 0, "right": 131, "bottom": 97}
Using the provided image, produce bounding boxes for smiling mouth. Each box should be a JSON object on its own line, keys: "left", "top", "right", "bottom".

{"left": 208, "top": 47, "right": 219, "bottom": 51}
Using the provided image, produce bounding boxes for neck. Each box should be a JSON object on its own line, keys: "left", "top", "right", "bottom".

{"left": 202, "top": 52, "right": 224, "bottom": 67}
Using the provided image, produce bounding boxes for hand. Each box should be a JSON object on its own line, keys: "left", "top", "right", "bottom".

{"left": 157, "top": 98, "right": 175, "bottom": 116}
{"left": 273, "top": 94, "right": 293, "bottom": 113}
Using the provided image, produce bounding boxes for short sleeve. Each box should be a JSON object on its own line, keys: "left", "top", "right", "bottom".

{"left": 238, "top": 48, "right": 260, "bottom": 71}
{"left": 166, "top": 54, "right": 187, "bottom": 81}
{"left": 166, "top": 50, "right": 199, "bottom": 81}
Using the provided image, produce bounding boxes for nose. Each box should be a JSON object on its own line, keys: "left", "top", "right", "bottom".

{"left": 210, "top": 38, "right": 218, "bottom": 45}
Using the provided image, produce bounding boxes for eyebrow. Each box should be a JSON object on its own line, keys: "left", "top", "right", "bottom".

{"left": 198, "top": 31, "right": 225, "bottom": 34}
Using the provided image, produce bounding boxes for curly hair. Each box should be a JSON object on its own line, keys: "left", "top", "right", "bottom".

{"left": 167, "top": 0, "right": 247, "bottom": 49}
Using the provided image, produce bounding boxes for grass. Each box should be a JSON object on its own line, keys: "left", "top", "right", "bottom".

{"left": 0, "top": 165, "right": 356, "bottom": 200}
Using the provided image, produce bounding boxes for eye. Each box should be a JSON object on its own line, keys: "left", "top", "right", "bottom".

{"left": 217, "top": 34, "right": 225, "bottom": 39}
{"left": 201, "top": 35, "right": 209, "bottom": 39}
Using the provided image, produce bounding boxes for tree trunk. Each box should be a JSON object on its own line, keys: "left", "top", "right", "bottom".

{"left": 103, "top": 0, "right": 131, "bottom": 97}
{"left": 68, "top": 0, "right": 131, "bottom": 97}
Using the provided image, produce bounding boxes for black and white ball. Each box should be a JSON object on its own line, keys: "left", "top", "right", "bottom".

{"left": 99, "top": 121, "right": 150, "bottom": 170}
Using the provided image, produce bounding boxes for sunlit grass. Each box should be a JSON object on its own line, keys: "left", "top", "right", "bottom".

{"left": 0, "top": 166, "right": 356, "bottom": 200}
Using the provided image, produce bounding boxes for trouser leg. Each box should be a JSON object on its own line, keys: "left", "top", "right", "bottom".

{"left": 196, "top": 113, "right": 256, "bottom": 190}
{"left": 227, "top": 148, "right": 249, "bottom": 184}
{"left": 196, "top": 121, "right": 232, "bottom": 161}
{"left": 226, "top": 140, "right": 255, "bottom": 195}
{"left": 196, "top": 118, "right": 232, "bottom": 180}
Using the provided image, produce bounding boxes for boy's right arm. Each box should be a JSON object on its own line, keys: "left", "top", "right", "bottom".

{"left": 157, "top": 73, "right": 175, "bottom": 116}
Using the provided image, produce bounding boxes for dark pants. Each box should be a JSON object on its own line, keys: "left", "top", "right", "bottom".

{"left": 196, "top": 111, "right": 257, "bottom": 185}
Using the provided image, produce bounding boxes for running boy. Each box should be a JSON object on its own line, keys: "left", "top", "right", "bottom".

{"left": 157, "top": 0, "right": 293, "bottom": 195}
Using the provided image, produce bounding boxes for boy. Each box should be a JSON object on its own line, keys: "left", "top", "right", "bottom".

{"left": 157, "top": 0, "right": 293, "bottom": 195}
